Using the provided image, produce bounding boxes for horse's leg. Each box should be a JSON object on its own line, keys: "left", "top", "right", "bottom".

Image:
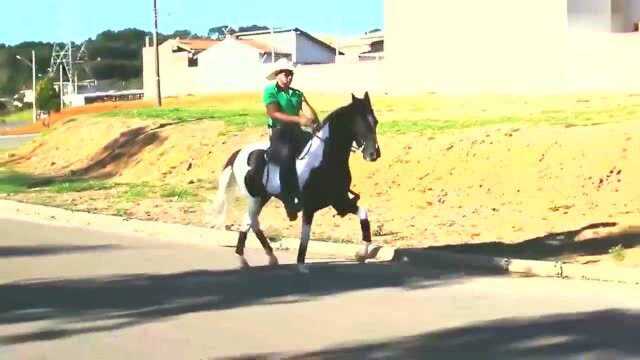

{"left": 249, "top": 197, "right": 279, "bottom": 266}
{"left": 334, "top": 197, "right": 374, "bottom": 263}
{"left": 235, "top": 196, "right": 265, "bottom": 268}
{"left": 235, "top": 231, "right": 250, "bottom": 268}
{"left": 297, "top": 210, "right": 315, "bottom": 273}
{"left": 354, "top": 206, "right": 373, "bottom": 263}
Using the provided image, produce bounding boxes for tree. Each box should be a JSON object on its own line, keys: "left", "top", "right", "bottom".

{"left": 237, "top": 25, "right": 269, "bottom": 33}
{"left": 207, "top": 25, "right": 235, "bottom": 40}
{"left": 169, "top": 29, "right": 193, "bottom": 39}
{"left": 36, "top": 76, "right": 60, "bottom": 114}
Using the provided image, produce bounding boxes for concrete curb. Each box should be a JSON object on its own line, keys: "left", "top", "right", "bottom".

{"left": 394, "top": 249, "right": 640, "bottom": 285}
{"left": 1, "top": 199, "right": 637, "bottom": 284}
{"left": 0, "top": 199, "right": 395, "bottom": 262}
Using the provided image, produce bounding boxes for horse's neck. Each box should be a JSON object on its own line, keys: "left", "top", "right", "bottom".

{"left": 323, "top": 115, "right": 353, "bottom": 166}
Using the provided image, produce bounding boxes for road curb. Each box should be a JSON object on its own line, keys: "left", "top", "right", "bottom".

{"left": 0, "top": 199, "right": 395, "bottom": 262}
{"left": 394, "top": 249, "right": 640, "bottom": 285}
{"left": 1, "top": 199, "right": 638, "bottom": 283}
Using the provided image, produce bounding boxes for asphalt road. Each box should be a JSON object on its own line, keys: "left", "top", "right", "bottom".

{"left": 0, "top": 134, "right": 37, "bottom": 150}
{"left": 2, "top": 217, "right": 640, "bottom": 359}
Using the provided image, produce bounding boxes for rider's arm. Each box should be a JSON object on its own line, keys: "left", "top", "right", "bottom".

{"left": 301, "top": 95, "right": 319, "bottom": 124}
{"left": 266, "top": 103, "right": 312, "bottom": 125}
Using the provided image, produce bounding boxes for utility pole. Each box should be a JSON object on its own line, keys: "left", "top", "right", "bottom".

{"left": 271, "top": 26, "right": 275, "bottom": 63}
{"left": 31, "top": 50, "right": 36, "bottom": 123}
{"left": 15, "top": 51, "right": 37, "bottom": 123}
{"left": 153, "top": 0, "right": 162, "bottom": 107}
{"left": 59, "top": 66, "right": 64, "bottom": 110}
{"left": 68, "top": 42, "right": 73, "bottom": 97}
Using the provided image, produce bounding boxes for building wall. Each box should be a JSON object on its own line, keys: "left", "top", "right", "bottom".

{"left": 295, "top": 33, "right": 336, "bottom": 64}
{"left": 566, "top": 31, "right": 640, "bottom": 92}
{"left": 568, "top": 0, "right": 612, "bottom": 32}
{"left": 144, "top": 1, "right": 640, "bottom": 98}
{"left": 197, "top": 40, "right": 264, "bottom": 92}
{"left": 568, "top": 0, "right": 640, "bottom": 32}
{"left": 384, "top": 0, "right": 568, "bottom": 94}
{"left": 236, "top": 32, "right": 293, "bottom": 54}
{"left": 143, "top": 40, "right": 199, "bottom": 98}
{"left": 613, "top": 0, "right": 627, "bottom": 32}
{"left": 142, "top": 47, "right": 156, "bottom": 99}
{"left": 623, "top": 0, "right": 640, "bottom": 31}
{"left": 293, "top": 62, "right": 385, "bottom": 94}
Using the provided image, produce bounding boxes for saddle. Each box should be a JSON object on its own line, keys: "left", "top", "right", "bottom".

{"left": 244, "top": 149, "right": 270, "bottom": 198}
{"left": 244, "top": 130, "right": 314, "bottom": 198}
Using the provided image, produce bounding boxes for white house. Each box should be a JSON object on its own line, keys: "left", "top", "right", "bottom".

{"left": 234, "top": 28, "right": 340, "bottom": 64}
{"left": 143, "top": 29, "right": 340, "bottom": 98}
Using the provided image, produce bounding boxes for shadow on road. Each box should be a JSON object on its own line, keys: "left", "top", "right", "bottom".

{"left": 0, "top": 261, "right": 498, "bottom": 346}
{"left": 0, "top": 244, "right": 120, "bottom": 258}
{"left": 419, "top": 222, "right": 640, "bottom": 262}
{"left": 231, "top": 309, "right": 640, "bottom": 359}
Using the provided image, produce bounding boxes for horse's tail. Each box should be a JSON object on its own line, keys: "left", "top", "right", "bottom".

{"left": 206, "top": 149, "right": 240, "bottom": 229}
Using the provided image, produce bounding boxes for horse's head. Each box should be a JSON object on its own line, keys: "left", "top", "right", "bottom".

{"left": 350, "top": 92, "right": 381, "bottom": 162}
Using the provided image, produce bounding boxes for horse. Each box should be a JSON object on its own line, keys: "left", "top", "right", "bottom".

{"left": 208, "top": 92, "right": 381, "bottom": 273}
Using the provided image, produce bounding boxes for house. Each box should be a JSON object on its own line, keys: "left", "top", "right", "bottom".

{"left": 235, "top": 28, "right": 341, "bottom": 64}
{"left": 569, "top": 0, "right": 640, "bottom": 32}
{"left": 358, "top": 37, "right": 384, "bottom": 62}
{"left": 143, "top": 29, "right": 341, "bottom": 98}
{"left": 385, "top": 0, "right": 640, "bottom": 94}
{"left": 333, "top": 31, "right": 384, "bottom": 63}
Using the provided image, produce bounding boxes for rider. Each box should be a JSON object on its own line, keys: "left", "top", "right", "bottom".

{"left": 263, "top": 59, "right": 319, "bottom": 221}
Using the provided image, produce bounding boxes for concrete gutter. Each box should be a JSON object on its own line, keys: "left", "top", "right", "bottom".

{"left": 394, "top": 248, "right": 640, "bottom": 285}
{"left": 1, "top": 199, "right": 637, "bottom": 284}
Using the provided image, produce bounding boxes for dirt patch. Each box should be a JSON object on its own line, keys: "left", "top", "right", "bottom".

{"left": 2, "top": 107, "right": 640, "bottom": 268}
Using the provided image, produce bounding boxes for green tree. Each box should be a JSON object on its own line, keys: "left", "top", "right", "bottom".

{"left": 36, "top": 76, "right": 60, "bottom": 114}
{"left": 237, "top": 25, "right": 269, "bottom": 33}
{"left": 207, "top": 25, "right": 235, "bottom": 40}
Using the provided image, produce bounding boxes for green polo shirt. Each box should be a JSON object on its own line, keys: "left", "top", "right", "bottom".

{"left": 263, "top": 83, "right": 303, "bottom": 128}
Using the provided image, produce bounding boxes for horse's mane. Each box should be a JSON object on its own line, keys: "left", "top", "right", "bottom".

{"left": 320, "top": 102, "right": 353, "bottom": 128}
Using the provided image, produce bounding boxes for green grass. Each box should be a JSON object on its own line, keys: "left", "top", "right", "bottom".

{"left": 114, "top": 207, "right": 128, "bottom": 217}
{"left": 96, "top": 93, "right": 640, "bottom": 135}
{"left": 48, "top": 180, "right": 114, "bottom": 193}
{"left": 101, "top": 107, "right": 264, "bottom": 130}
{"left": 0, "top": 110, "right": 32, "bottom": 123}
{"left": 0, "top": 169, "right": 34, "bottom": 194}
{"left": 160, "top": 186, "right": 195, "bottom": 201}
{"left": 375, "top": 94, "right": 640, "bottom": 134}
{"left": 118, "top": 183, "right": 152, "bottom": 202}
{"left": 609, "top": 244, "right": 626, "bottom": 262}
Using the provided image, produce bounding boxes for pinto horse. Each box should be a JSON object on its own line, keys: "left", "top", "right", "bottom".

{"left": 208, "top": 92, "right": 381, "bottom": 272}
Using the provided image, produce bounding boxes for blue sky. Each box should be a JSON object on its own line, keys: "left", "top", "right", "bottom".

{"left": 1, "top": 0, "right": 383, "bottom": 45}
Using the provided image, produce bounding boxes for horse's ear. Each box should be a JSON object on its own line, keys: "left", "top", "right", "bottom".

{"left": 363, "top": 91, "right": 370, "bottom": 104}
{"left": 351, "top": 93, "right": 357, "bottom": 102}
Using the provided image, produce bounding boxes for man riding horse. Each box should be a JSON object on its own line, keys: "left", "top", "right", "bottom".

{"left": 263, "top": 59, "right": 319, "bottom": 221}
{"left": 209, "top": 60, "right": 382, "bottom": 271}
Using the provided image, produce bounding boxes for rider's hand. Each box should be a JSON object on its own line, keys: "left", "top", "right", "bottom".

{"left": 311, "top": 119, "right": 322, "bottom": 132}
{"left": 298, "top": 114, "right": 314, "bottom": 127}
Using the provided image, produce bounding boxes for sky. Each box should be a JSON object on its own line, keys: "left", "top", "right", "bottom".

{"left": 1, "top": 0, "right": 383, "bottom": 45}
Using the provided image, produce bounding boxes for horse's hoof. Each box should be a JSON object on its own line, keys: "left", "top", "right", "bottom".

{"left": 355, "top": 251, "right": 368, "bottom": 263}
{"left": 297, "top": 264, "right": 310, "bottom": 274}
{"left": 268, "top": 254, "right": 280, "bottom": 266}
{"left": 238, "top": 256, "right": 251, "bottom": 269}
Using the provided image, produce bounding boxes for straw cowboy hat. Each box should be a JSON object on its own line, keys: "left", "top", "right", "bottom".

{"left": 266, "top": 58, "right": 295, "bottom": 80}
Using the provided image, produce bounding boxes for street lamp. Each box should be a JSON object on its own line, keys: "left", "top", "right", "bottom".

{"left": 153, "top": 0, "right": 162, "bottom": 107}
{"left": 16, "top": 50, "right": 37, "bottom": 124}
